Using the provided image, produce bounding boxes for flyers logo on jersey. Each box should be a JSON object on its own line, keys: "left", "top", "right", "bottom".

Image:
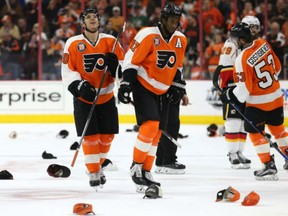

{"left": 156, "top": 51, "right": 176, "bottom": 69}
{"left": 83, "top": 54, "right": 105, "bottom": 73}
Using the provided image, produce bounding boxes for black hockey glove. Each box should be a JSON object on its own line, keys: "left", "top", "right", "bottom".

{"left": 104, "top": 52, "right": 118, "bottom": 78}
{"left": 68, "top": 80, "right": 96, "bottom": 102}
{"left": 166, "top": 80, "right": 186, "bottom": 104}
{"left": 219, "top": 87, "right": 239, "bottom": 104}
{"left": 118, "top": 81, "right": 133, "bottom": 104}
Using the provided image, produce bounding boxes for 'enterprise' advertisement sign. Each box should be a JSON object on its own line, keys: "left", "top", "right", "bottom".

{"left": 0, "top": 82, "right": 65, "bottom": 111}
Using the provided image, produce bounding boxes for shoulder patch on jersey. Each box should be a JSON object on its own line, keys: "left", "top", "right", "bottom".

{"left": 77, "top": 42, "right": 86, "bottom": 52}
{"left": 154, "top": 36, "right": 160, "bottom": 46}
{"left": 175, "top": 38, "right": 182, "bottom": 48}
{"left": 62, "top": 53, "right": 69, "bottom": 64}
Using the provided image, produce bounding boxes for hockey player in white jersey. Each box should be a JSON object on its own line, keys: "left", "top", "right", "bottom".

{"left": 213, "top": 16, "right": 261, "bottom": 169}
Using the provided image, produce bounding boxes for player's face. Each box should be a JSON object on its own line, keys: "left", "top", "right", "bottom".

{"left": 164, "top": 16, "right": 180, "bottom": 34}
{"left": 249, "top": 24, "right": 260, "bottom": 38}
{"left": 84, "top": 13, "right": 99, "bottom": 31}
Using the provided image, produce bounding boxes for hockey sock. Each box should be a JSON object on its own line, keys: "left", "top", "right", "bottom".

{"left": 99, "top": 134, "right": 114, "bottom": 165}
{"left": 267, "top": 125, "right": 288, "bottom": 152}
{"left": 249, "top": 133, "right": 270, "bottom": 163}
{"left": 83, "top": 134, "right": 101, "bottom": 173}
{"left": 143, "top": 130, "right": 162, "bottom": 171}
{"left": 225, "top": 119, "right": 246, "bottom": 153}
{"left": 133, "top": 120, "right": 159, "bottom": 163}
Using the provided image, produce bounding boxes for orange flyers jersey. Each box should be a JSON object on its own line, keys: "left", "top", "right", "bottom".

{"left": 61, "top": 33, "right": 124, "bottom": 104}
{"left": 122, "top": 26, "right": 187, "bottom": 95}
{"left": 233, "top": 38, "right": 282, "bottom": 111}
{"left": 218, "top": 38, "right": 239, "bottom": 88}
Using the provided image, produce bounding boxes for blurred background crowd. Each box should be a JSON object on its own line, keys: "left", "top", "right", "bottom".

{"left": 0, "top": 0, "right": 287, "bottom": 80}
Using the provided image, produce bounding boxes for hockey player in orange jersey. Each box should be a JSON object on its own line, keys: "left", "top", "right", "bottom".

{"left": 213, "top": 16, "right": 261, "bottom": 169}
{"left": 61, "top": 8, "right": 124, "bottom": 190}
{"left": 118, "top": 4, "right": 187, "bottom": 192}
{"left": 220, "top": 22, "right": 288, "bottom": 181}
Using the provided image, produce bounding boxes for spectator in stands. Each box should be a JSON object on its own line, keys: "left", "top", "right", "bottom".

{"left": 104, "top": 20, "right": 118, "bottom": 38}
{"left": 108, "top": 6, "right": 124, "bottom": 33}
{"left": 57, "top": 2, "right": 80, "bottom": 34}
{"left": 267, "top": 21, "right": 286, "bottom": 78}
{"left": 148, "top": 6, "right": 161, "bottom": 26}
{"left": 41, "top": 15, "right": 51, "bottom": 39}
{"left": 184, "top": 15, "right": 199, "bottom": 52}
{"left": 17, "top": 18, "right": 30, "bottom": 45}
{"left": 43, "top": 0, "right": 65, "bottom": 37}
{"left": 0, "top": 31, "right": 22, "bottom": 80}
{"left": 202, "top": 0, "right": 224, "bottom": 35}
{"left": 131, "top": 5, "right": 149, "bottom": 31}
{"left": 225, "top": 1, "right": 238, "bottom": 31}
{"left": 22, "top": 23, "right": 48, "bottom": 80}
{"left": 55, "top": 17, "right": 75, "bottom": 42}
{"left": 98, "top": 7, "right": 109, "bottom": 33}
{"left": 271, "top": 0, "right": 288, "bottom": 27}
{"left": 0, "top": 0, "right": 24, "bottom": 21}
{"left": 240, "top": 1, "right": 256, "bottom": 19}
{"left": 0, "top": 15, "right": 20, "bottom": 43}
{"left": 205, "top": 29, "right": 224, "bottom": 79}
{"left": 23, "top": 0, "right": 38, "bottom": 31}
{"left": 43, "top": 35, "right": 64, "bottom": 80}
{"left": 105, "top": 0, "right": 121, "bottom": 17}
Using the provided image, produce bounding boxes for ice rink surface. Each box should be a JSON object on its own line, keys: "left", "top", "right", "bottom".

{"left": 0, "top": 123, "right": 288, "bottom": 216}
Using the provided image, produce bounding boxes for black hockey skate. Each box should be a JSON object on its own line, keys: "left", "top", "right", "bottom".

{"left": 254, "top": 155, "right": 278, "bottom": 181}
{"left": 237, "top": 151, "right": 251, "bottom": 169}
{"left": 89, "top": 172, "right": 101, "bottom": 189}
{"left": 228, "top": 152, "right": 240, "bottom": 169}
{"left": 99, "top": 169, "right": 106, "bottom": 188}
{"left": 142, "top": 170, "right": 161, "bottom": 187}
{"left": 130, "top": 162, "right": 160, "bottom": 193}
{"left": 155, "top": 162, "right": 186, "bottom": 174}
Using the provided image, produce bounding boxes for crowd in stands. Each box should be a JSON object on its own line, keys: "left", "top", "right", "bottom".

{"left": 0, "top": 0, "right": 287, "bottom": 80}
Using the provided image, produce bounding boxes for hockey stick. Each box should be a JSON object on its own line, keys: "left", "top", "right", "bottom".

{"left": 71, "top": 22, "right": 127, "bottom": 167}
{"left": 212, "top": 67, "right": 288, "bottom": 161}
{"left": 128, "top": 100, "right": 182, "bottom": 148}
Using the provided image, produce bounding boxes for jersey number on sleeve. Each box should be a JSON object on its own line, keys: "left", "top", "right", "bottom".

{"left": 221, "top": 46, "right": 232, "bottom": 55}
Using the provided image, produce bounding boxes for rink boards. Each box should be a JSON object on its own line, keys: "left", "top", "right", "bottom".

{"left": 1, "top": 80, "right": 288, "bottom": 125}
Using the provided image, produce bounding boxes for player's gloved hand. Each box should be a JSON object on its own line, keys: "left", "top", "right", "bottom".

{"left": 68, "top": 80, "right": 96, "bottom": 102}
{"left": 118, "top": 81, "right": 133, "bottom": 104}
{"left": 219, "top": 87, "right": 238, "bottom": 104}
{"left": 104, "top": 52, "right": 118, "bottom": 77}
{"left": 166, "top": 80, "right": 186, "bottom": 104}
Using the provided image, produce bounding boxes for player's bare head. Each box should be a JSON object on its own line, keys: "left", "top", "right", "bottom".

{"left": 80, "top": 8, "right": 100, "bottom": 33}
{"left": 160, "top": 4, "right": 181, "bottom": 36}
{"left": 241, "top": 15, "right": 260, "bottom": 38}
{"left": 230, "top": 22, "right": 253, "bottom": 49}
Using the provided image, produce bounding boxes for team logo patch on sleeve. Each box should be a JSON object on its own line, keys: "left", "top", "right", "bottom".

{"left": 62, "top": 53, "right": 69, "bottom": 64}
{"left": 77, "top": 42, "right": 86, "bottom": 52}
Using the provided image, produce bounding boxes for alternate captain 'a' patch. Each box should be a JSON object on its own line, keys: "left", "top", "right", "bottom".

{"left": 175, "top": 37, "right": 182, "bottom": 48}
